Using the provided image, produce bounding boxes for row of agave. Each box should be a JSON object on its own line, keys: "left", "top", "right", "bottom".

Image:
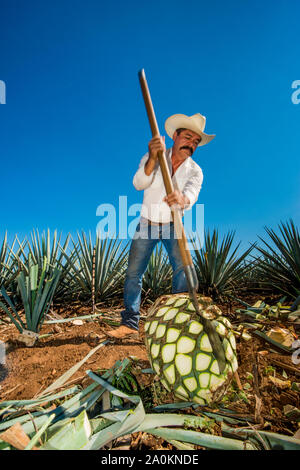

{"left": 0, "top": 220, "right": 299, "bottom": 334}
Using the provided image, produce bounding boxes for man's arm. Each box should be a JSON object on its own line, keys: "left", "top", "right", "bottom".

{"left": 144, "top": 135, "right": 166, "bottom": 175}
{"left": 163, "top": 166, "right": 203, "bottom": 211}
{"left": 133, "top": 136, "right": 166, "bottom": 190}
{"left": 181, "top": 166, "right": 203, "bottom": 210}
{"left": 144, "top": 155, "right": 157, "bottom": 176}
{"left": 146, "top": 136, "right": 190, "bottom": 209}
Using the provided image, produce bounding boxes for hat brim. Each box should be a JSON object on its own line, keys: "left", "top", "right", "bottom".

{"left": 165, "top": 114, "right": 215, "bottom": 147}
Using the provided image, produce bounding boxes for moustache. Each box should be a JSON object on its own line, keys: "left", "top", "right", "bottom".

{"left": 180, "top": 146, "right": 193, "bottom": 155}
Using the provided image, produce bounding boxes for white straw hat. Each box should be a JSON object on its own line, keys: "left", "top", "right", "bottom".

{"left": 165, "top": 113, "right": 215, "bottom": 147}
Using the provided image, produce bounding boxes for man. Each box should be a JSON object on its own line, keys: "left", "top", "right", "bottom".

{"left": 106, "top": 113, "right": 215, "bottom": 340}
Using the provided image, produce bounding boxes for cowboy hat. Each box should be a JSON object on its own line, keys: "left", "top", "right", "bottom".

{"left": 165, "top": 113, "right": 215, "bottom": 147}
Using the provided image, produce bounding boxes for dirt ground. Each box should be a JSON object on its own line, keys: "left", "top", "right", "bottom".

{"left": 0, "top": 299, "right": 299, "bottom": 440}
{"left": 0, "top": 305, "right": 149, "bottom": 400}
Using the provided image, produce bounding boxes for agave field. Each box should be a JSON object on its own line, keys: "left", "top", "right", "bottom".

{"left": 0, "top": 220, "right": 299, "bottom": 450}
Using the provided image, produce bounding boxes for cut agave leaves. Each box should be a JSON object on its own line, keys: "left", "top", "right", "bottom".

{"left": 41, "top": 410, "right": 91, "bottom": 450}
{"left": 144, "top": 293, "right": 238, "bottom": 405}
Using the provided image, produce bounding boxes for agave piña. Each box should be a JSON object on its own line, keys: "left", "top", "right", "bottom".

{"left": 144, "top": 293, "right": 238, "bottom": 404}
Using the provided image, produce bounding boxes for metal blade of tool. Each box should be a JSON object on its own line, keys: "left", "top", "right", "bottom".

{"left": 138, "top": 69, "right": 226, "bottom": 373}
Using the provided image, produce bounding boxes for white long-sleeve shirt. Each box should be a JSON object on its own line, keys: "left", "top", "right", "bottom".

{"left": 133, "top": 148, "right": 203, "bottom": 223}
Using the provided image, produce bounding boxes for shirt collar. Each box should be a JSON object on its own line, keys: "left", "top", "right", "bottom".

{"left": 168, "top": 148, "right": 192, "bottom": 170}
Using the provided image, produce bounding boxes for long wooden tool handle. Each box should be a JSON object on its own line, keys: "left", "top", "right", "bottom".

{"left": 138, "top": 69, "right": 193, "bottom": 268}
{"left": 138, "top": 69, "right": 173, "bottom": 195}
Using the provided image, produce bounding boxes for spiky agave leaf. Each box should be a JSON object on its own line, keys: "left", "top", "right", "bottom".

{"left": 11, "top": 229, "right": 72, "bottom": 301}
{"left": 61, "top": 231, "right": 129, "bottom": 302}
{"left": 142, "top": 244, "right": 172, "bottom": 300}
{"left": 144, "top": 293, "right": 238, "bottom": 405}
{"left": 240, "top": 256, "right": 268, "bottom": 295}
{"left": 0, "top": 257, "right": 61, "bottom": 333}
{"left": 191, "top": 229, "right": 254, "bottom": 301}
{"left": 255, "top": 220, "right": 300, "bottom": 299}
{"left": 0, "top": 233, "right": 26, "bottom": 291}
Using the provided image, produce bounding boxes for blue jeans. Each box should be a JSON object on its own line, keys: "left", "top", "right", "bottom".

{"left": 121, "top": 219, "right": 188, "bottom": 330}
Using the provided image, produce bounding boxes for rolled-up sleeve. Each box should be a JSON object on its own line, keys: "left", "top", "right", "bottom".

{"left": 133, "top": 153, "right": 158, "bottom": 190}
{"left": 182, "top": 166, "right": 203, "bottom": 210}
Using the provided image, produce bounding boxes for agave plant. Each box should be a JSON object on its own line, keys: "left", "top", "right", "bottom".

{"left": 142, "top": 244, "right": 172, "bottom": 301}
{"left": 232, "top": 257, "right": 273, "bottom": 299}
{"left": 248, "top": 254, "right": 283, "bottom": 297}
{"left": 0, "top": 256, "right": 61, "bottom": 334}
{"left": 254, "top": 220, "right": 300, "bottom": 299}
{"left": 61, "top": 231, "right": 129, "bottom": 302}
{"left": 12, "top": 229, "right": 73, "bottom": 301}
{"left": 191, "top": 229, "right": 254, "bottom": 301}
{"left": 0, "top": 233, "right": 26, "bottom": 290}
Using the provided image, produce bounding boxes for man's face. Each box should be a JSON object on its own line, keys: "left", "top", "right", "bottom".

{"left": 173, "top": 129, "right": 202, "bottom": 158}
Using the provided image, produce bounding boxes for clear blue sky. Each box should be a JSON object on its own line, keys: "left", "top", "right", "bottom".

{"left": 1, "top": 0, "right": 299, "bottom": 252}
